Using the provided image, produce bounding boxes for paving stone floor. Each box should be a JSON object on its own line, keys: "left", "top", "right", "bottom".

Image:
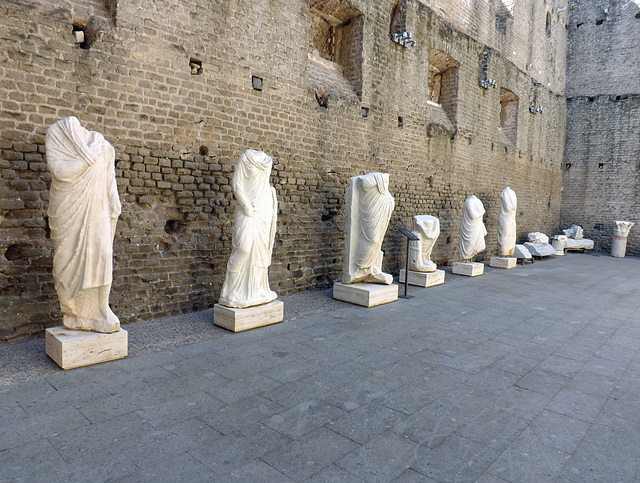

{"left": 1, "top": 253, "right": 640, "bottom": 482}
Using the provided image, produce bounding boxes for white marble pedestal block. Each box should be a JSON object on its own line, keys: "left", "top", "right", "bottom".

{"left": 489, "top": 257, "right": 517, "bottom": 269}
{"left": 452, "top": 262, "right": 484, "bottom": 277}
{"left": 552, "top": 235, "right": 567, "bottom": 256}
{"left": 214, "top": 300, "right": 283, "bottom": 332}
{"left": 46, "top": 326, "right": 127, "bottom": 370}
{"left": 399, "top": 269, "right": 445, "bottom": 287}
{"left": 333, "top": 282, "right": 398, "bottom": 307}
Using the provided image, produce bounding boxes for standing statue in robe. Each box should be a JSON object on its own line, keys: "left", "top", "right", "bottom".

{"left": 343, "top": 172, "right": 395, "bottom": 284}
{"left": 408, "top": 215, "right": 440, "bottom": 272}
{"left": 497, "top": 187, "right": 517, "bottom": 257}
{"left": 45, "top": 116, "right": 121, "bottom": 333}
{"left": 458, "top": 195, "right": 487, "bottom": 261}
{"left": 219, "top": 149, "right": 278, "bottom": 308}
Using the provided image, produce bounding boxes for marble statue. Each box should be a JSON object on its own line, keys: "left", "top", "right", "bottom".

{"left": 562, "top": 225, "right": 594, "bottom": 251}
{"left": 563, "top": 224, "right": 583, "bottom": 240}
{"left": 45, "top": 116, "right": 121, "bottom": 333}
{"left": 528, "top": 232, "right": 549, "bottom": 244}
{"left": 408, "top": 215, "right": 439, "bottom": 272}
{"left": 343, "top": 172, "right": 395, "bottom": 284}
{"left": 458, "top": 195, "right": 487, "bottom": 261}
{"left": 219, "top": 149, "right": 278, "bottom": 308}
{"left": 497, "top": 187, "right": 517, "bottom": 257}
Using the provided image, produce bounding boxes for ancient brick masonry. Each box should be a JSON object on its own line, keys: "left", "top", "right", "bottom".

{"left": 1, "top": 0, "right": 567, "bottom": 341}
{"left": 561, "top": 0, "right": 640, "bottom": 256}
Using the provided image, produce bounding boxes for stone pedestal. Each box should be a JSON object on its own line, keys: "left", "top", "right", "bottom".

{"left": 552, "top": 235, "right": 567, "bottom": 256}
{"left": 46, "top": 327, "right": 127, "bottom": 370}
{"left": 611, "top": 236, "right": 628, "bottom": 258}
{"left": 333, "top": 282, "right": 398, "bottom": 307}
{"left": 214, "top": 300, "right": 283, "bottom": 332}
{"left": 399, "top": 269, "right": 445, "bottom": 287}
{"left": 452, "top": 262, "right": 484, "bottom": 277}
{"left": 489, "top": 257, "right": 517, "bottom": 269}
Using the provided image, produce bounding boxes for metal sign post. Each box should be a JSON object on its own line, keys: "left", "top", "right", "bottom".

{"left": 593, "top": 223, "right": 604, "bottom": 256}
{"left": 398, "top": 227, "right": 419, "bottom": 299}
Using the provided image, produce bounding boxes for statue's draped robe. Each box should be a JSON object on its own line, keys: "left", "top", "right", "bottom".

{"left": 409, "top": 215, "right": 440, "bottom": 272}
{"left": 497, "top": 187, "right": 517, "bottom": 257}
{"left": 458, "top": 195, "right": 487, "bottom": 260}
{"left": 46, "top": 116, "right": 121, "bottom": 333}
{"left": 219, "top": 150, "right": 278, "bottom": 308}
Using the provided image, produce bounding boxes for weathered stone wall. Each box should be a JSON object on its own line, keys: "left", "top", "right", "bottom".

{"left": 0, "top": 0, "right": 566, "bottom": 341}
{"left": 561, "top": 0, "right": 640, "bottom": 255}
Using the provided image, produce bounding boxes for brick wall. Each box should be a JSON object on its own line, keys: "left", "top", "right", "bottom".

{"left": 561, "top": 0, "right": 640, "bottom": 255}
{"left": 0, "top": 0, "right": 567, "bottom": 341}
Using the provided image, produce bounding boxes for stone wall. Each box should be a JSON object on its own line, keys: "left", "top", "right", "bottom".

{"left": 0, "top": 0, "right": 567, "bottom": 341}
{"left": 561, "top": 0, "right": 640, "bottom": 255}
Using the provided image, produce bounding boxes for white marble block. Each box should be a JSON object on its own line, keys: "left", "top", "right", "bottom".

{"left": 46, "top": 326, "right": 127, "bottom": 370}
{"left": 489, "top": 256, "right": 517, "bottom": 269}
{"left": 399, "top": 269, "right": 445, "bottom": 287}
{"left": 452, "top": 262, "right": 484, "bottom": 277}
{"left": 333, "top": 282, "right": 398, "bottom": 307}
{"left": 214, "top": 300, "right": 283, "bottom": 332}
{"left": 524, "top": 242, "right": 557, "bottom": 257}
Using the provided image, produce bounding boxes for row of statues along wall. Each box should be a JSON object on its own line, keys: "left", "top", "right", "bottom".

{"left": 44, "top": 117, "right": 516, "bottom": 335}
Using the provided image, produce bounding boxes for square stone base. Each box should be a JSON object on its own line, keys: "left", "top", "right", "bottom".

{"left": 214, "top": 300, "right": 283, "bottom": 332}
{"left": 333, "top": 282, "right": 398, "bottom": 307}
{"left": 399, "top": 269, "right": 445, "bottom": 288}
{"left": 452, "top": 262, "right": 484, "bottom": 277}
{"left": 46, "top": 327, "right": 127, "bottom": 370}
{"left": 489, "top": 256, "right": 517, "bottom": 269}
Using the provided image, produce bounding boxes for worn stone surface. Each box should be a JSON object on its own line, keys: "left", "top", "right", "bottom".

{"left": 1, "top": 0, "right": 567, "bottom": 339}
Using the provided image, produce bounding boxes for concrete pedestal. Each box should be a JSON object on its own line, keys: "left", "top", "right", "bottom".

{"left": 333, "top": 282, "right": 398, "bottom": 307}
{"left": 489, "top": 257, "right": 517, "bottom": 269}
{"left": 214, "top": 300, "right": 283, "bottom": 332}
{"left": 399, "top": 269, "right": 445, "bottom": 287}
{"left": 452, "top": 262, "right": 484, "bottom": 277}
{"left": 46, "top": 326, "right": 128, "bottom": 370}
{"left": 611, "top": 235, "right": 628, "bottom": 258}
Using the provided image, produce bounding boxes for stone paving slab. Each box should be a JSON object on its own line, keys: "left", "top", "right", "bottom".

{"left": 1, "top": 254, "right": 640, "bottom": 481}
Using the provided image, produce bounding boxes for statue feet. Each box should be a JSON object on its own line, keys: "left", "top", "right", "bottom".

{"left": 364, "top": 272, "right": 393, "bottom": 285}
{"left": 63, "top": 309, "right": 120, "bottom": 334}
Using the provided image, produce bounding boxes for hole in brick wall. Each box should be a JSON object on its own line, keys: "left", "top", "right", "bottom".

{"left": 102, "top": 0, "right": 117, "bottom": 24}
{"left": 446, "top": 236, "right": 451, "bottom": 244}
{"left": 491, "top": 143, "right": 495, "bottom": 151}
{"left": 5, "top": 244, "right": 27, "bottom": 261}
{"left": 478, "top": 47, "right": 491, "bottom": 83}
{"left": 596, "top": 18, "right": 604, "bottom": 25}
{"left": 615, "top": 95, "right": 621, "bottom": 101}
{"left": 498, "top": 87, "right": 519, "bottom": 146}
{"left": 71, "top": 20, "right": 96, "bottom": 50}
{"left": 565, "top": 163, "right": 572, "bottom": 170}
{"left": 199, "top": 145, "right": 209, "bottom": 156}
{"left": 495, "top": 1, "right": 512, "bottom": 34}
{"left": 309, "top": 0, "right": 364, "bottom": 98}
{"left": 598, "top": 163, "right": 604, "bottom": 169}
{"left": 398, "top": 116, "right": 404, "bottom": 128}
{"left": 389, "top": 0, "right": 407, "bottom": 36}
{"left": 251, "top": 75, "right": 263, "bottom": 91}
{"left": 315, "top": 88, "right": 329, "bottom": 108}
{"left": 576, "top": 22, "right": 583, "bottom": 28}
{"left": 164, "top": 219, "right": 186, "bottom": 234}
{"left": 588, "top": 97, "right": 594, "bottom": 102}
{"left": 321, "top": 211, "right": 336, "bottom": 221}
{"left": 155, "top": 240, "right": 170, "bottom": 251}
{"left": 361, "top": 107, "right": 369, "bottom": 118}
{"left": 44, "top": 216, "right": 51, "bottom": 238}
{"left": 635, "top": 12, "right": 640, "bottom": 19}
{"left": 428, "top": 49, "right": 459, "bottom": 123}
{"left": 546, "top": 11, "right": 552, "bottom": 36}
{"left": 189, "top": 58, "right": 203, "bottom": 75}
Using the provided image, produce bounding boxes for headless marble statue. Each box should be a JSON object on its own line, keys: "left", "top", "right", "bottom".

{"left": 408, "top": 215, "right": 440, "bottom": 272}
{"left": 343, "top": 172, "right": 395, "bottom": 284}
{"left": 497, "top": 187, "right": 517, "bottom": 257}
{"left": 219, "top": 149, "right": 278, "bottom": 308}
{"left": 459, "top": 195, "right": 487, "bottom": 261}
{"left": 45, "top": 116, "right": 121, "bottom": 333}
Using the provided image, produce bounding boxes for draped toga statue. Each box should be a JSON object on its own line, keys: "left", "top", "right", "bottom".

{"left": 219, "top": 149, "right": 278, "bottom": 308}
{"left": 408, "top": 215, "right": 440, "bottom": 272}
{"left": 497, "top": 187, "right": 517, "bottom": 257}
{"left": 45, "top": 116, "right": 121, "bottom": 333}
{"left": 343, "top": 172, "right": 395, "bottom": 284}
{"left": 458, "top": 195, "right": 487, "bottom": 261}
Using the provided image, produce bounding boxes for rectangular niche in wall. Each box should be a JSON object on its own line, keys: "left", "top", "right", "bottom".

{"left": 428, "top": 49, "right": 459, "bottom": 124}
{"left": 495, "top": 0, "right": 515, "bottom": 34}
{"left": 499, "top": 87, "right": 519, "bottom": 146}
{"left": 309, "top": 0, "right": 364, "bottom": 98}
